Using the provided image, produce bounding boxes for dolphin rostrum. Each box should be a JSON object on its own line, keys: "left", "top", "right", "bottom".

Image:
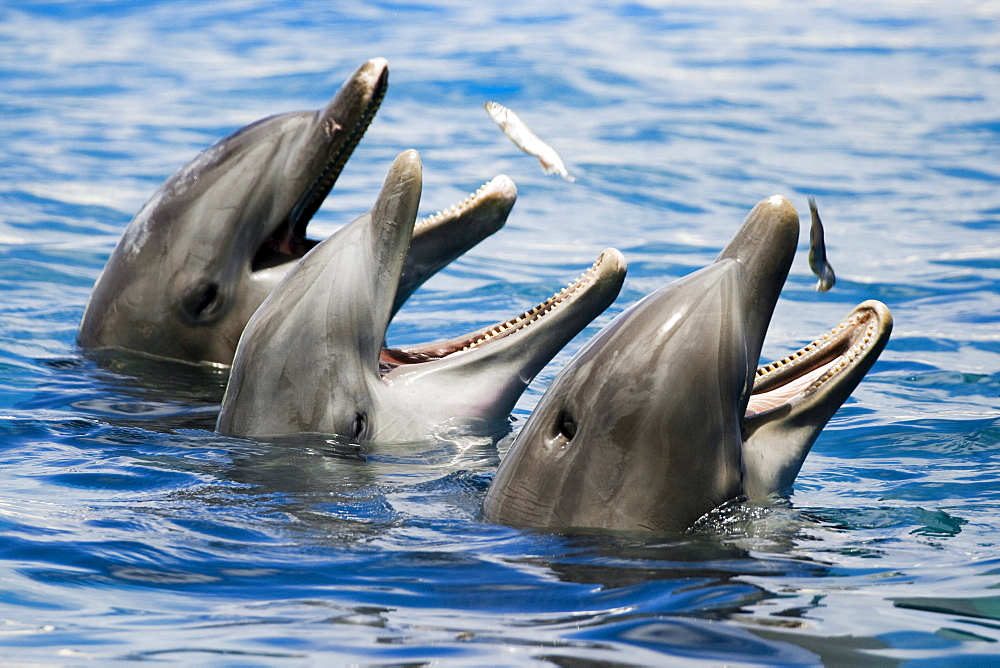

{"left": 78, "top": 58, "right": 515, "bottom": 366}
{"left": 216, "top": 150, "right": 627, "bottom": 443}
{"left": 482, "top": 195, "right": 892, "bottom": 533}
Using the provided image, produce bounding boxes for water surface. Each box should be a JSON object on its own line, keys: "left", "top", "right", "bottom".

{"left": 1, "top": 1, "right": 999, "bottom": 663}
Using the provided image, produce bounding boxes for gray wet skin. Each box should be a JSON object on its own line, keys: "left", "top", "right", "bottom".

{"left": 482, "top": 196, "right": 893, "bottom": 534}
{"left": 216, "top": 150, "right": 627, "bottom": 443}
{"left": 78, "top": 58, "right": 515, "bottom": 367}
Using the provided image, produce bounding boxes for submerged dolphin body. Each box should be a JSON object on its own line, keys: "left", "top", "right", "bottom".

{"left": 217, "top": 150, "right": 627, "bottom": 443}
{"left": 78, "top": 58, "right": 515, "bottom": 366}
{"left": 482, "top": 196, "right": 893, "bottom": 533}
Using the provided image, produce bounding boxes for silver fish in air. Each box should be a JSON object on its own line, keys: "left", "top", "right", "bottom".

{"left": 808, "top": 196, "right": 836, "bottom": 292}
{"left": 485, "top": 101, "right": 575, "bottom": 182}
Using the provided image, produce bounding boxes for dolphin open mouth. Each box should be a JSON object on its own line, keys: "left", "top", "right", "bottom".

{"left": 250, "top": 149, "right": 514, "bottom": 281}
{"left": 252, "top": 60, "right": 390, "bottom": 272}
{"left": 379, "top": 248, "right": 625, "bottom": 372}
{"left": 415, "top": 177, "right": 513, "bottom": 236}
{"left": 248, "top": 80, "right": 515, "bottom": 286}
{"left": 218, "top": 150, "right": 627, "bottom": 441}
{"left": 746, "top": 301, "right": 892, "bottom": 419}
{"left": 288, "top": 82, "right": 388, "bottom": 236}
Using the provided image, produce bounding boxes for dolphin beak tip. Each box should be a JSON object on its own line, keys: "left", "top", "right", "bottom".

{"left": 600, "top": 247, "right": 627, "bottom": 273}
{"left": 391, "top": 150, "right": 423, "bottom": 183}
{"left": 718, "top": 195, "right": 800, "bottom": 267}
{"left": 858, "top": 299, "right": 894, "bottom": 332}
{"left": 361, "top": 57, "right": 389, "bottom": 77}
{"left": 493, "top": 174, "right": 517, "bottom": 199}
{"left": 399, "top": 148, "right": 420, "bottom": 165}
{"left": 760, "top": 194, "right": 798, "bottom": 220}
{"left": 352, "top": 58, "right": 389, "bottom": 92}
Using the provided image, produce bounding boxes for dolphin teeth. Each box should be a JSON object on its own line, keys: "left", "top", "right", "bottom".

{"left": 458, "top": 250, "right": 610, "bottom": 352}
{"left": 796, "top": 312, "right": 882, "bottom": 396}
{"left": 753, "top": 304, "right": 885, "bottom": 403}
{"left": 416, "top": 175, "right": 509, "bottom": 231}
{"left": 292, "top": 76, "right": 387, "bottom": 229}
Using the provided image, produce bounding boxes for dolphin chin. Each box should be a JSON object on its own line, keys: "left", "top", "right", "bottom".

{"left": 482, "top": 195, "right": 893, "bottom": 534}
{"left": 216, "top": 149, "right": 627, "bottom": 444}
{"left": 77, "top": 59, "right": 514, "bottom": 368}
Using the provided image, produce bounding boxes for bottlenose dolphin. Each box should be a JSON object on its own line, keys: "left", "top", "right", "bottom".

{"left": 216, "top": 150, "right": 627, "bottom": 443}
{"left": 482, "top": 195, "right": 892, "bottom": 533}
{"left": 78, "top": 58, "right": 515, "bottom": 366}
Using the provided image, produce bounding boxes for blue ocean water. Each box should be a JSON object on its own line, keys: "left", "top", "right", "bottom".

{"left": 1, "top": 0, "right": 998, "bottom": 663}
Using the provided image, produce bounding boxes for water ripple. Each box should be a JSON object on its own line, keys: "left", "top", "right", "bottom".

{"left": 2, "top": 0, "right": 1000, "bottom": 662}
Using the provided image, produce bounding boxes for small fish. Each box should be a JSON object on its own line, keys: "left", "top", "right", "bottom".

{"left": 807, "top": 196, "right": 836, "bottom": 292}
{"left": 484, "top": 101, "right": 575, "bottom": 182}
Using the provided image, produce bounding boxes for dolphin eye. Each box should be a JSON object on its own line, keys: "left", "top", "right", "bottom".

{"left": 557, "top": 409, "right": 577, "bottom": 441}
{"left": 181, "top": 281, "right": 223, "bottom": 323}
{"left": 351, "top": 412, "right": 368, "bottom": 441}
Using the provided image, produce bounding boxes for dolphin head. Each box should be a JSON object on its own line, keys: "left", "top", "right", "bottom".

{"left": 78, "top": 58, "right": 390, "bottom": 365}
{"left": 216, "top": 150, "right": 627, "bottom": 443}
{"left": 374, "top": 245, "right": 626, "bottom": 441}
{"left": 482, "top": 196, "right": 892, "bottom": 533}
{"left": 217, "top": 149, "right": 422, "bottom": 438}
{"left": 77, "top": 60, "right": 516, "bottom": 368}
